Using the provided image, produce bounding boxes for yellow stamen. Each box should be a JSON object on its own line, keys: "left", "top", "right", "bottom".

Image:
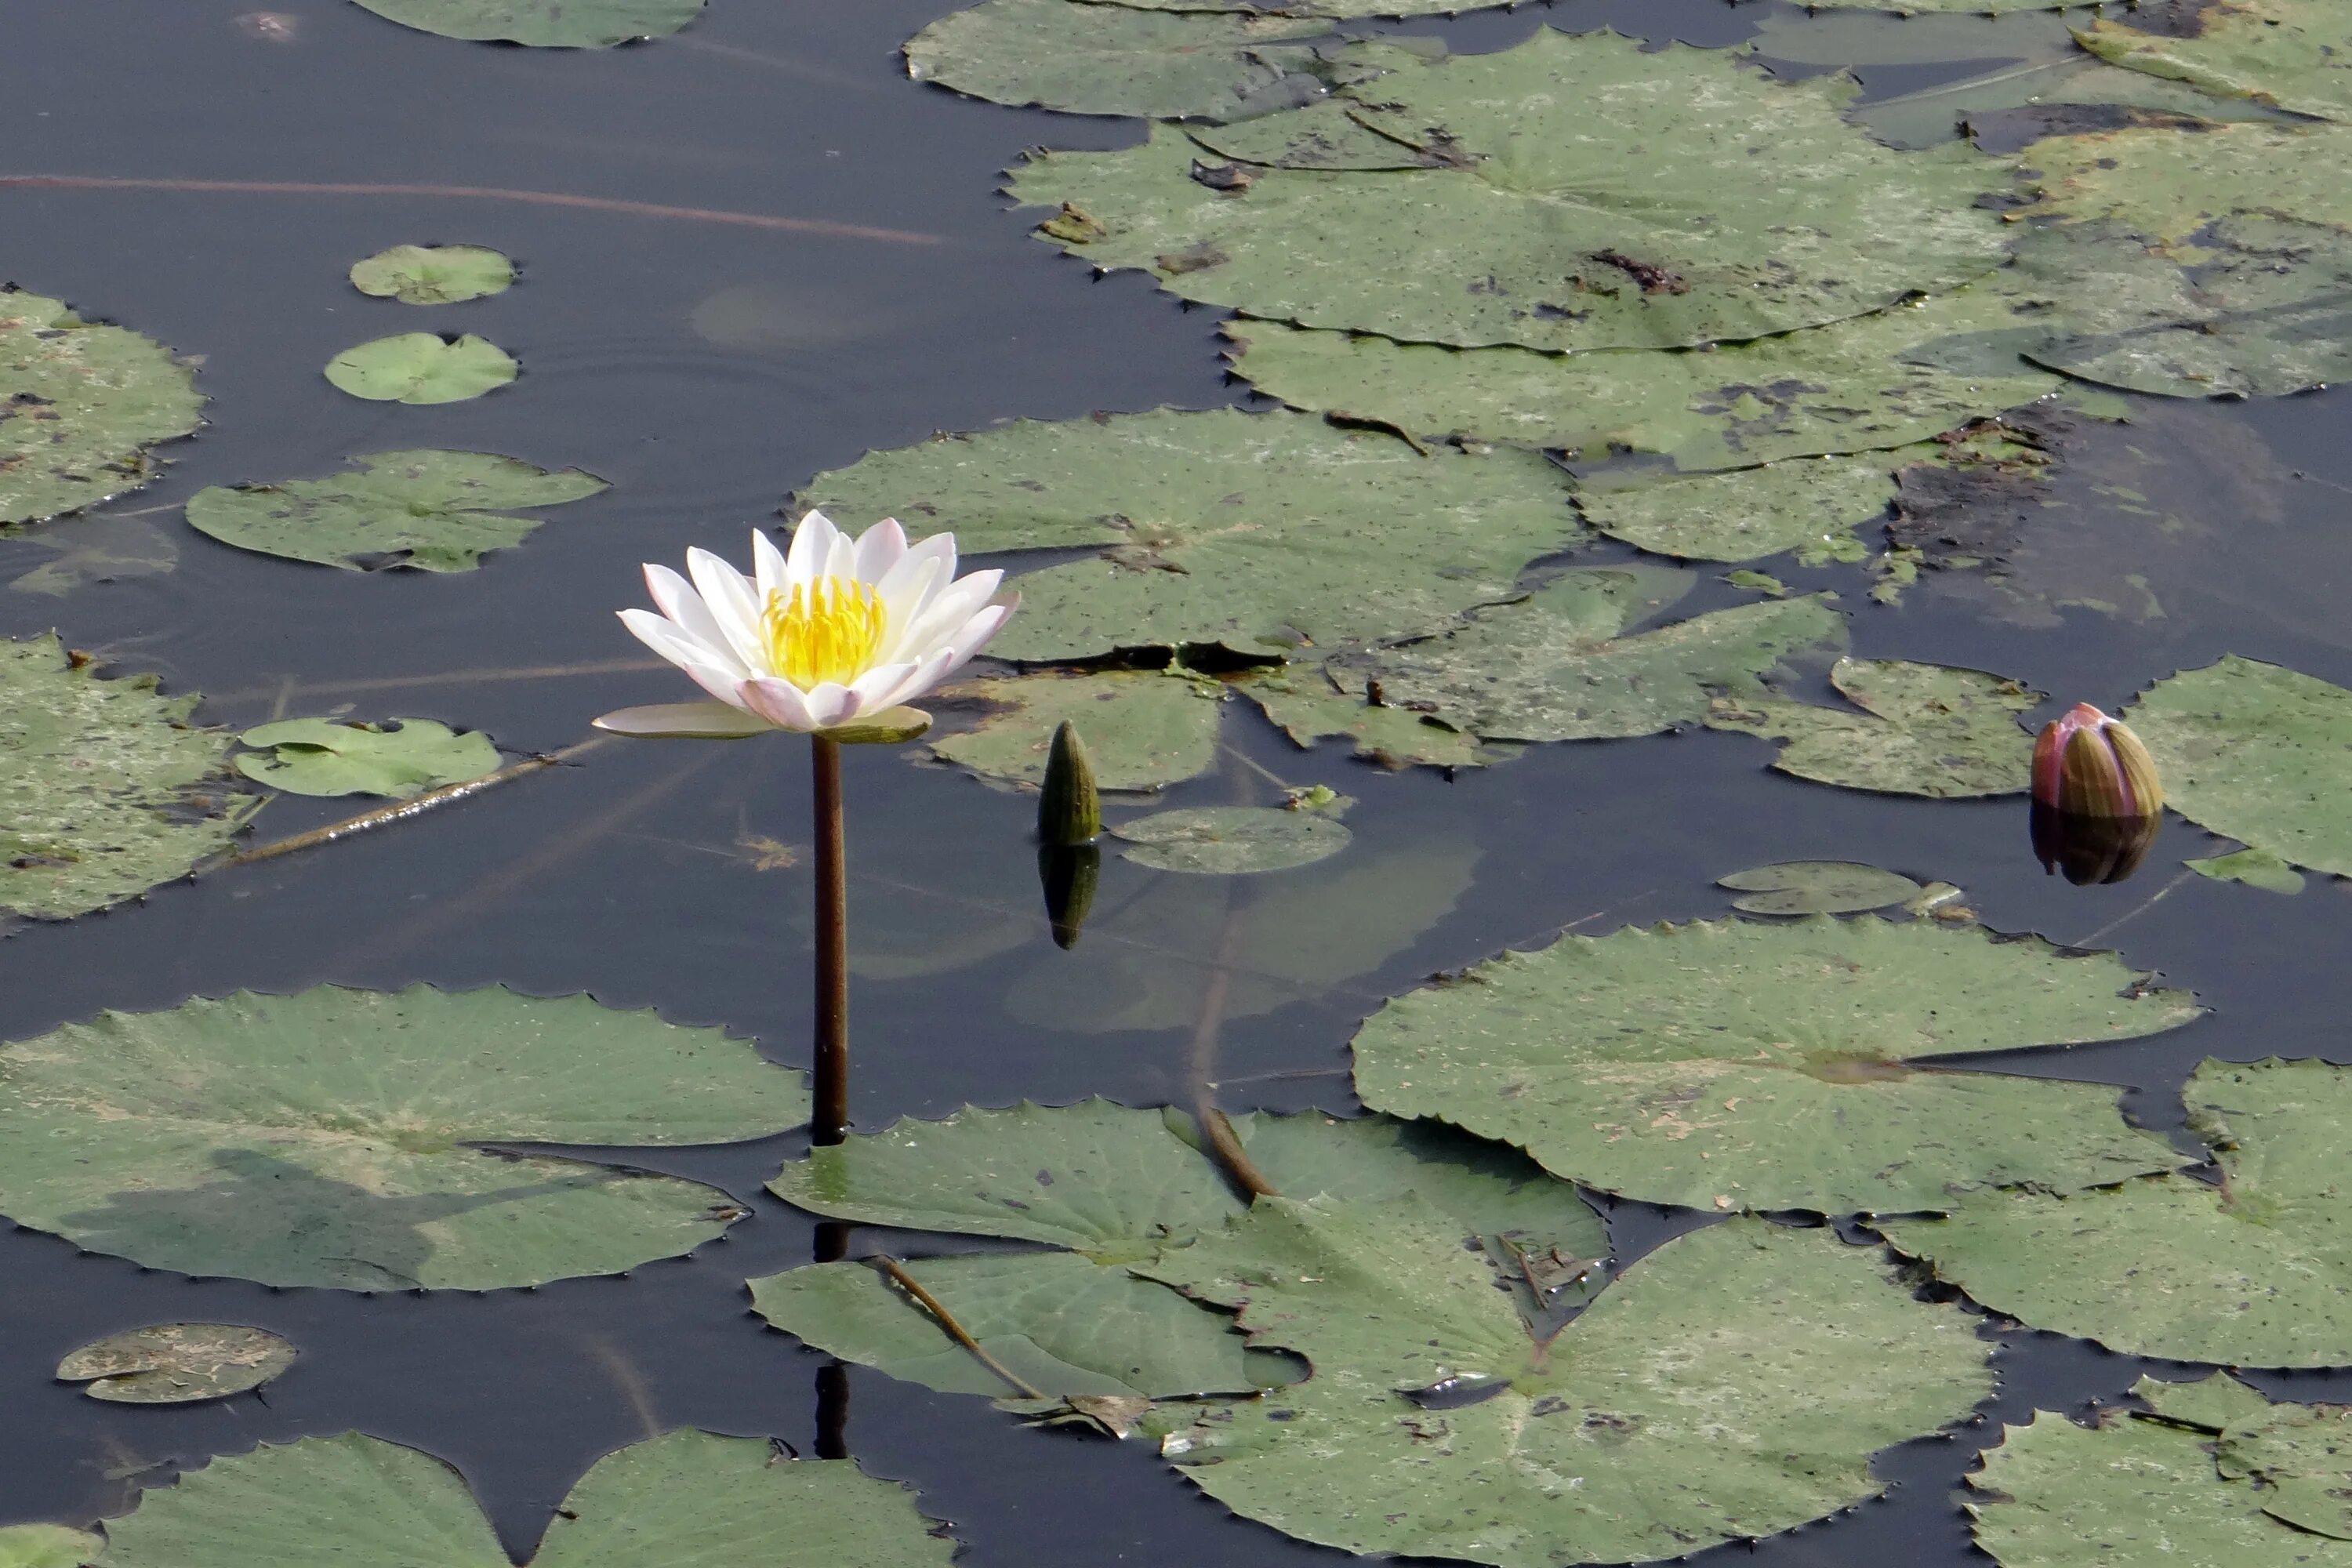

{"left": 761, "top": 578, "right": 887, "bottom": 688}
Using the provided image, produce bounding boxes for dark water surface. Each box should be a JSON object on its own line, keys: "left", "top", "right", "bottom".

{"left": 4, "top": 0, "right": 2350, "bottom": 1563}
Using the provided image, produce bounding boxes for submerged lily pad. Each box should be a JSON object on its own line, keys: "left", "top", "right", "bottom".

{"left": 1718, "top": 861, "right": 1925, "bottom": 916}
{"left": 1704, "top": 658, "right": 2040, "bottom": 797}
{"left": 1885, "top": 1058, "right": 2352, "bottom": 1367}
{"left": 2079, "top": 0, "right": 2352, "bottom": 122}
{"left": 234, "top": 717, "right": 503, "bottom": 798}
{"left": 1352, "top": 915, "right": 2196, "bottom": 1214}
{"left": 1, "top": 288, "right": 205, "bottom": 528}
{"left": 324, "top": 332, "right": 517, "bottom": 404}
{"left": 1, "top": 634, "right": 250, "bottom": 922}
{"left": 795, "top": 408, "right": 1584, "bottom": 663}
{"left": 186, "top": 449, "right": 607, "bottom": 571}
{"left": 1112, "top": 804, "right": 1350, "bottom": 873}
{"left": 350, "top": 0, "right": 704, "bottom": 47}
{"left": 57, "top": 1323, "right": 296, "bottom": 1404}
{"left": 96, "top": 1428, "right": 953, "bottom": 1568}
{"left": 1149, "top": 1211, "right": 1994, "bottom": 1567}
{"left": 349, "top": 245, "right": 516, "bottom": 305}
{"left": 0, "top": 984, "right": 809, "bottom": 1289}
{"left": 2186, "top": 847, "right": 2305, "bottom": 895}
{"left": 931, "top": 669, "right": 1224, "bottom": 792}
{"left": 1014, "top": 30, "right": 2012, "bottom": 353}
{"left": 0, "top": 1526, "right": 99, "bottom": 1568}
{"left": 2126, "top": 655, "right": 2352, "bottom": 877}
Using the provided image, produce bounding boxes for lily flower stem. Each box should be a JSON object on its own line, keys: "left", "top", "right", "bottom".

{"left": 1187, "top": 746, "right": 1281, "bottom": 1202}
{"left": 874, "top": 1256, "right": 1047, "bottom": 1401}
{"left": 811, "top": 736, "right": 851, "bottom": 1147}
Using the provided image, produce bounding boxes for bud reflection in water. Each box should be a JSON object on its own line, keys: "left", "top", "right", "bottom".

{"left": 2031, "top": 802, "right": 2161, "bottom": 886}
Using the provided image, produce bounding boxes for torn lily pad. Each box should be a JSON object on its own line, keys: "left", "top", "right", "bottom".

{"left": 1147, "top": 1210, "right": 1994, "bottom": 1567}
{"left": 2126, "top": 655, "right": 2352, "bottom": 877}
{"left": 325, "top": 332, "right": 516, "bottom": 404}
{"left": 1112, "top": 804, "right": 1350, "bottom": 874}
{"left": 1233, "top": 665, "right": 1486, "bottom": 768}
{"left": 2, "top": 287, "right": 205, "bottom": 528}
{"left": 349, "top": 0, "right": 704, "bottom": 48}
{"left": 1014, "top": 29, "right": 2013, "bottom": 352}
{"left": 2187, "top": 847, "right": 2304, "bottom": 895}
{"left": 2, "top": 633, "right": 251, "bottom": 922}
{"left": 57, "top": 1323, "right": 296, "bottom": 1404}
{"left": 931, "top": 669, "right": 1223, "bottom": 792}
{"left": 795, "top": 408, "right": 1584, "bottom": 663}
{"left": 234, "top": 717, "right": 502, "bottom": 798}
{"left": 96, "top": 1428, "right": 953, "bottom": 1568}
{"left": 349, "top": 245, "right": 515, "bottom": 305}
{"left": 1886, "top": 1058, "right": 2352, "bottom": 1366}
{"left": 0, "top": 984, "right": 809, "bottom": 1289}
{"left": 1705, "top": 657, "right": 2040, "bottom": 797}
{"left": 2078, "top": 0, "right": 2352, "bottom": 122}
{"left": 1718, "top": 860, "right": 1924, "bottom": 916}
{"left": 186, "top": 449, "right": 607, "bottom": 571}
{"left": 1352, "top": 914, "right": 2195, "bottom": 1214}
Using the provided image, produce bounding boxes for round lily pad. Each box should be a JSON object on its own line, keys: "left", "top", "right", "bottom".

{"left": 234, "top": 717, "right": 503, "bottom": 798}
{"left": 0, "top": 984, "right": 809, "bottom": 1290}
{"left": 1113, "top": 805, "right": 1351, "bottom": 874}
{"left": 349, "top": 245, "right": 515, "bottom": 305}
{"left": 57, "top": 1323, "right": 297, "bottom": 1404}
{"left": 2127, "top": 655, "right": 2352, "bottom": 877}
{"left": 324, "top": 332, "right": 517, "bottom": 404}
{"left": 350, "top": 0, "right": 704, "bottom": 48}
{"left": 2, "top": 287, "right": 205, "bottom": 528}
{"left": 1718, "top": 861, "right": 1925, "bottom": 916}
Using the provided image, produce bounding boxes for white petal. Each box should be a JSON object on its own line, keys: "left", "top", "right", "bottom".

{"left": 643, "top": 565, "right": 746, "bottom": 677}
{"left": 594, "top": 702, "right": 773, "bottom": 739}
{"left": 740, "top": 677, "right": 819, "bottom": 731}
{"left": 686, "top": 548, "right": 769, "bottom": 672}
{"left": 801, "top": 682, "right": 856, "bottom": 728}
{"left": 854, "top": 518, "right": 908, "bottom": 583}
{"left": 937, "top": 600, "right": 1014, "bottom": 673}
{"left": 847, "top": 660, "right": 920, "bottom": 710}
{"left": 889, "top": 570, "right": 1005, "bottom": 663}
{"left": 620, "top": 610, "right": 759, "bottom": 706}
{"left": 786, "top": 510, "right": 838, "bottom": 588}
{"left": 875, "top": 534, "right": 956, "bottom": 617}
{"left": 822, "top": 528, "right": 858, "bottom": 587}
{"left": 752, "top": 530, "right": 789, "bottom": 601}
{"left": 869, "top": 647, "right": 958, "bottom": 710}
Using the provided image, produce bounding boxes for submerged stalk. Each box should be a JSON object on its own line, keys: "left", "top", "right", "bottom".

{"left": 811, "top": 735, "right": 851, "bottom": 1146}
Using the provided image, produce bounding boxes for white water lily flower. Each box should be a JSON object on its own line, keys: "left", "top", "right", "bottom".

{"left": 596, "top": 511, "right": 1015, "bottom": 739}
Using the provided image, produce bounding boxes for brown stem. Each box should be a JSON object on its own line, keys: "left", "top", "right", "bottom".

{"left": 227, "top": 736, "right": 611, "bottom": 868}
{"left": 0, "top": 174, "right": 944, "bottom": 245}
{"left": 1185, "top": 746, "right": 1280, "bottom": 1202}
{"left": 811, "top": 736, "right": 851, "bottom": 1147}
{"left": 873, "top": 1257, "right": 1045, "bottom": 1400}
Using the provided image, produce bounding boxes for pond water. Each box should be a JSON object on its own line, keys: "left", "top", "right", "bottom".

{"left": 4, "top": 0, "right": 2350, "bottom": 1564}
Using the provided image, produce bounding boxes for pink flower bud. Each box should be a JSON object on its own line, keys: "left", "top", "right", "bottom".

{"left": 2031, "top": 703, "right": 2164, "bottom": 818}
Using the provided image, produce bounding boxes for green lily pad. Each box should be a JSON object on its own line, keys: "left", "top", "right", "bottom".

{"left": 186, "top": 449, "right": 608, "bottom": 572}
{"left": 324, "top": 332, "right": 517, "bottom": 404}
{"left": 349, "top": 245, "right": 516, "bottom": 305}
{"left": 1886, "top": 1058, "right": 2352, "bottom": 1367}
{"left": 931, "top": 669, "right": 1224, "bottom": 792}
{"left": 234, "top": 717, "right": 503, "bottom": 798}
{"left": 1014, "top": 30, "right": 2013, "bottom": 353}
{"left": 2138, "top": 1370, "right": 2280, "bottom": 1433}
{"left": 96, "top": 1428, "right": 953, "bottom": 1568}
{"left": 1576, "top": 455, "right": 1897, "bottom": 564}
{"left": 1147, "top": 1210, "right": 1994, "bottom": 1567}
{"left": 56, "top": 1323, "right": 297, "bottom": 1404}
{"left": 1704, "top": 657, "right": 2040, "bottom": 797}
{"left": 1102, "top": 0, "right": 1495, "bottom": 17}
{"left": 2221, "top": 1402, "right": 2352, "bottom": 1538}
{"left": 1331, "top": 570, "right": 1848, "bottom": 744}
{"left": 1232, "top": 665, "right": 1486, "bottom": 768}
{"left": 2, "top": 633, "right": 252, "bottom": 922}
{"left": 0, "top": 1526, "right": 98, "bottom": 1568}
{"left": 350, "top": 0, "right": 704, "bottom": 48}
{"left": 1112, "top": 804, "right": 1350, "bottom": 874}
{"left": 795, "top": 408, "right": 1584, "bottom": 663}
{"left": 2187, "top": 847, "right": 2306, "bottom": 895}
{"left": 0, "top": 984, "right": 809, "bottom": 1290}
{"left": 1352, "top": 914, "right": 2197, "bottom": 1214}
{"left": 2127, "top": 655, "right": 2352, "bottom": 877}
{"left": 2, "top": 288, "right": 205, "bottom": 528}
{"left": 1718, "top": 860, "right": 1925, "bottom": 916}
{"left": 2079, "top": 0, "right": 2352, "bottom": 122}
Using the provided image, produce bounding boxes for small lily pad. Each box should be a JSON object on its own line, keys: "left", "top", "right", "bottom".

{"left": 57, "top": 1323, "right": 297, "bottom": 1403}
{"left": 1706, "top": 657, "right": 2040, "bottom": 797}
{"left": 350, "top": 0, "right": 704, "bottom": 48}
{"left": 2126, "top": 655, "right": 2352, "bottom": 877}
{"left": 0, "top": 1525, "right": 100, "bottom": 1568}
{"left": 2186, "top": 848, "right": 2305, "bottom": 895}
{"left": 1112, "top": 804, "right": 1351, "bottom": 874}
{"left": 349, "top": 245, "right": 516, "bottom": 305}
{"left": 234, "top": 717, "right": 503, "bottom": 798}
{"left": 2, "top": 287, "right": 206, "bottom": 528}
{"left": 324, "top": 332, "right": 517, "bottom": 404}
{"left": 1718, "top": 860, "right": 1924, "bottom": 916}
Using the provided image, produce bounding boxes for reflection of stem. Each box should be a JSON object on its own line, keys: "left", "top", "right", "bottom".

{"left": 580, "top": 1335, "right": 662, "bottom": 1440}
{"left": 812, "top": 1220, "right": 852, "bottom": 1458}
{"left": 211, "top": 656, "right": 663, "bottom": 706}
{"left": 873, "top": 1256, "right": 1045, "bottom": 1400}
{"left": 2074, "top": 868, "right": 2195, "bottom": 949}
{"left": 1187, "top": 748, "right": 1279, "bottom": 1202}
{"left": 811, "top": 737, "right": 851, "bottom": 1147}
{"left": 228, "top": 737, "right": 612, "bottom": 867}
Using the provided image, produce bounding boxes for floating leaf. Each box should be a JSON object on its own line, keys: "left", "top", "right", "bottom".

{"left": 57, "top": 1323, "right": 296, "bottom": 1404}
{"left": 1718, "top": 860, "right": 1925, "bottom": 916}
{"left": 2220, "top": 1402, "right": 2352, "bottom": 1539}
{"left": 1112, "top": 804, "right": 1350, "bottom": 874}
{"left": 96, "top": 1428, "right": 953, "bottom": 1568}
{"left": 796, "top": 408, "right": 1584, "bottom": 663}
{"left": 1, "top": 633, "right": 250, "bottom": 921}
{"left": 234, "top": 717, "right": 502, "bottom": 798}
{"left": 2187, "top": 847, "right": 2305, "bottom": 895}
{"left": 1147, "top": 1212, "right": 1994, "bottom": 1567}
{"left": 1705, "top": 657, "right": 2040, "bottom": 797}
{"left": 2126, "top": 655, "right": 2352, "bottom": 877}
{"left": 1232, "top": 666, "right": 1485, "bottom": 768}
{"left": 1105, "top": 0, "right": 1492, "bottom": 17}
{"left": 1886, "top": 1058, "right": 2352, "bottom": 1367}
{"left": 2138, "top": 1370, "right": 2280, "bottom": 1433}
{"left": 1576, "top": 455, "right": 1896, "bottom": 564}
{"left": 0, "top": 1526, "right": 98, "bottom": 1568}
{"left": 186, "top": 449, "right": 607, "bottom": 572}
{"left": 1, "top": 288, "right": 204, "bottom": 528}
{"left": 324, "top": 332, "right": 517, "bottom": 405}
{"left": 1353, "top": 915, "right": 2196, "bottom": 1214}
{"left": 1014, "top": 30, "right": 2013, "bottom": 352}
{"left": 348, "top": 245, "right": 515, "bottom": 305}
{"left": 349, "top": 0, "right": 703, "bottom": 47}
{"left": 0, "top": 984, "right": 808, "bottom": 1290}
{"left": 931, "top": 670, "right": 1223, "bottom": 792}
{"left": 2079, "top": 0, "right": 2352, "bottom": 122}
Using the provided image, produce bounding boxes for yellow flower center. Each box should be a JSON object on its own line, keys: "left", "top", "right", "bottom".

{"left": 760, "top": 579, "right": 887, "bottom": 688}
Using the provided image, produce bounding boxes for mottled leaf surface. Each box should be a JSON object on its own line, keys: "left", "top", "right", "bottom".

{"left": 2128, "top": 655, "right": 2352, "bottom": 877}
{"left": 58, "top": 1323, "right": 296, "bottom": 1404}
{"left": 350, "top": 0, "right": 703, "bottom": 47}
{"left": 1576, "top": 455, "right": 1898, "bottom": 564}
{"left": 931, "top": 670, "right": 1223, "bottom": 792}
{"left": 324, "top": 333, "right": 516, "bottom": 405}
{"left": 1717, "top": 860, "right": 1924, "bottom": 916}
{"left": 1, "top": 289, "right": 203, "bottom": 528}
{"left": 2079, "top": 0, "right": 2352, "bottom": 122}
{"left": 234, "top": 718, "right": 502, "bottom": 798}
{"left": 348, "top": 245, "right": 514, "bottom": 305}
{"left": 1112, "top": 804, "right": 1350, "bottom": 873}
{"left": 1705, "top": 657, "right": 2039, "bottom": 797}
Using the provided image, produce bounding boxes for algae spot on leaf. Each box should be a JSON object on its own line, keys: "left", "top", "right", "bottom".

{"left": 0, "top": 1525, "right": 101, "bottom": 1568}
{"left": 2078, "top": 0, "right": 2352, "bottom": 123}
{"left": 234, "top": 717, "right": 503, "bottom": 798}
{"left": 57, "top": 1323, "right": 296, "bottom": 1404}
{"left": 324, "top": 332, "right": 517, "bottom": 405}
{"left": 1, "top": 288, "right": 205, "bottom": 529}
{"left": 349, "top": 245, "right": 516, "bottom": 305}
{"left": 347, "top": 0, "right": 704, "bottom": 48}
{"left": 1718, "top": 860, "right": 1924, "bottom": 916}
{"left": 185, "top": 449, "right": 607, "bottom": 572}
{"left": 930, "top": 669, "right": 1224, "bottom": 793}
{"left": 2126, "top": 655, "right": 2352, "bottom": 877}
{"left": 1704, "top": 656, "right": 2040, "bottom": 797}
{"left": 1112, "top": 804, "right": 1351, "bottom": 874}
